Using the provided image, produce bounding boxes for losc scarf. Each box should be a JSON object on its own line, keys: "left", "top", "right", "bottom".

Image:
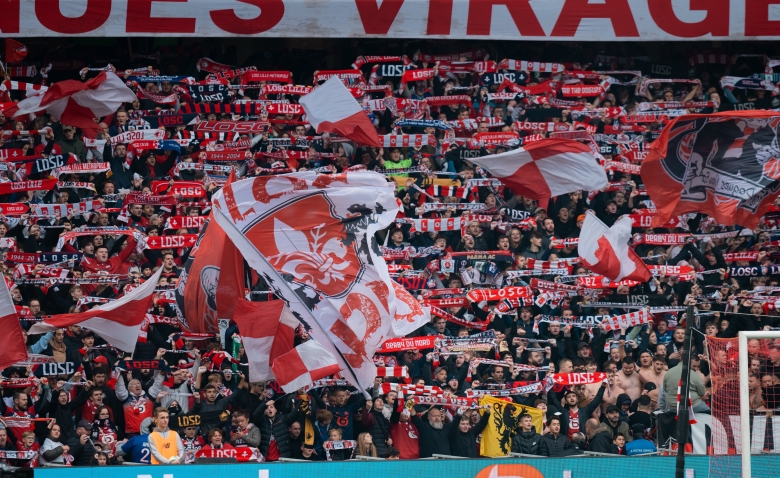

{"left": 499, "top": 59, "right": 564, "bottom": 73}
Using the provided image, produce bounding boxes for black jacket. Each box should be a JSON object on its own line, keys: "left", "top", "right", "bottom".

{"left": 587, "top": 428, "right": 615, "bottom": 454}
{"left": 361, "top": 409, "right": 391, "bottom": 458}
{"left": 511, "top": 430, "right": 542, "bottom": 455}
{"left": 448, "top": 412, "right": 489, "bottom": 458}
{"left": 227, "top": 388, "right": 265, "bottom": 417}
{"left": 538, "top": 433, "right": 574, "bottom": 457}
{"left": 411, "top": 414, "right": 452, "bottom": 458}
{"left": 67, "top": 434, "right": 99, "bottom": 466}
{"left": 252, "top": 406, "right": 299, "bottom": 459}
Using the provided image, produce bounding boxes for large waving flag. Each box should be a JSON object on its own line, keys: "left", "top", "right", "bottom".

{"left": 232, "top": 299, "right": 298, "bottom": 382}
{"left": 272, "top": 340, "right": 340, "bottom": 393}
{"left": 299, "top": 76, "right": 381, "bottom": 147}
{"left": 234, "top": 298, "right": 339, "bottom": 392}
{"left": 579, "top": 211, "right": 651, "bottom": 283}
{"left": 0, "top": 279, "right": 28, "bottom": 370}
{"left": 211, "top": 171, "right": 399, "bottom": 391}
{"left": 29, "top": 268, "right": 163, "bottom": 352}
{"left": 7, "top": 71, "right": 136, "bottom": 138}
{"left": 641, "top": 111, "right": 780, "bottom": 229}
{"left": 468, "top": 138, "right": 608, "bottom": 200}
{"left": 175, "top": 170, "right": 244, "bottom": 334}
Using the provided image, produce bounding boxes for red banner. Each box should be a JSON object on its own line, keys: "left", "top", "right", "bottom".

{"left": 560, "top": 85, "right": 605, "bottom": 97}
{"left": 195, "top": 447, "right": 254, "bottom": 462}
{"left": 242, "top": 71, "right": 293, "bottom": 84}
{"left": 166, "top": 216, "right": 207, "bottom": 230}
{"left": 6, "top": 252, "right": 37, "bottom": 263}
{"left": 0, "top": 203, "right": 29, "bottom": 215}
{"left": 266, "top": 103, "right": 304, "bottom": 116}
{"left": 550, "top": 372, "right": 607, "bottom": 385}
{"left": 151, "top": 181, "right": 206, "bottom": 198}
{"left": 145, "top": 235, "right": 199, "bottom": 250}
{"left": 376, "top": 336, "right": 438, "bottom": 353}
{"left": 0, "top": 180, "right": 57, "bottom": 195}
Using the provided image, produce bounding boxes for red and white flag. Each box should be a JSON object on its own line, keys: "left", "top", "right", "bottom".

{"left": 272, "top": 340, "right": 340, "bottom": 393}
{"left": 7, "top": 71, "right": 137, "bottom": 138}
{"left": 232, "top": 299, "right": 298, "bottom": 382}
{"left": 299, "top": 76, "right": 381, "bottom": 147}
{"left": 390, "top": 281, "right": 430, "bottom": 337}
{"left": 211, "top": 171, "right": 399, "bottom": 391}
{"left": 0, "top": 278, "right": 27, "bottom": 370}
{"left": 469, "top": 138, "right": 608, "bottom": 200}
{"left": 174, "top": 170, "right": 244, "bottom": 334}
{"left": 29, "top": 268, "right": 162, "bottom": 352}
{"left": 579, "top": 211, "right": 651, "bottom": 282}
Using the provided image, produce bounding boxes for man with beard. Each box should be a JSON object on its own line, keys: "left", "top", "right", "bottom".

{"left": 410, "top": 406, "right": 452, "bottom": 458}
{"left": 547, "top": 381, "right": 606, "bottom": 440}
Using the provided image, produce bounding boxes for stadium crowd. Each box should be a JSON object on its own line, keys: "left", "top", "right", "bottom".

{"left": 0, "top": 41, "right": 779, "bottom": 467}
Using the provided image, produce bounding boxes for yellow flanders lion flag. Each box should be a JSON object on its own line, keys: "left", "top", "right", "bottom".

{"left": 479, "top": 395, "right": 545, "bottom": 457}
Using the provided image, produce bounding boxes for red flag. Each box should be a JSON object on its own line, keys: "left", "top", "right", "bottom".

{"left": 6, "top": 71, "right": 136, "bottom": 138}
{"left": 28, "top": 268, "right": 162, "bottom": 352}
{"left": 174, "top": 171, "right": 244, "bottom": 334}
{"left": 641, "top": 111, "right": 780, "bottom": 229}
{"left": 232, "top": 299, "right": 296, "bottom": 382}
{"left": 299, "top": 77, "right": 381, "bottom": 147}
{"left": 272, "top": 340, "right": 340, "bottom": 393}
{"left": 5, "top": 39, "right": 27, "bottom": 64}
{"left": 211, "top": 171, "right": 400, "bottom": 390}
{"left": 468, "top": 139, "right": 608, "bottom": 200}
{"left": 578, "top": 211, "right": 651, "bottom": 282}
{"left": 0, "top": 278, "right": 27, "bottom": 370}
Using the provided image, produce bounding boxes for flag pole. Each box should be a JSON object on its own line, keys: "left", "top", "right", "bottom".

{"left": 675, "top": 302, "right": 695, "bottom": 478}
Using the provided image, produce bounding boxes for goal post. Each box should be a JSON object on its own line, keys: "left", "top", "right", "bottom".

{"left": 738, "top": 330, "right": 780, "bottom": 478}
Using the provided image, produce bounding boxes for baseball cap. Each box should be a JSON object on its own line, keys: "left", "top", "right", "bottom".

{"left": 577, "top": 342, "right": 590, "bottom": 350}
{"left": 434, "top": 366, "right": 448, "bottom": 375}
{"left": 643, "top": 382, "right": 657, "bottom": 391}
{"left": 606, "top": 405, "right": 620, "bottom": 414}
{"left": 76, "top": 419, "right": 92, "bottom": 429}
{"left": 93, "top": 356, "right": 109, "bottom": 365}
{"left": 62, "top": 125, "right": 75, "bottom": 132}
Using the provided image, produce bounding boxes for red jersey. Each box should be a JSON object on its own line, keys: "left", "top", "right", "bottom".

{"left": 389, "top": 421, "right": 419, "bottom": 459}
{"left": 93, "top": 420, "right": 119, "bottom": 453}
{"left": 79, "top": 236, "right": 137, "bottom": 275}
{"left": 265, "top": 435, "right": 280, "bottom": 461}
{"left": 122, "top": 395, "right": 153, "bottom": 434}
{"left": 567, "top": 408, "right": 580, "bottom": 440}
